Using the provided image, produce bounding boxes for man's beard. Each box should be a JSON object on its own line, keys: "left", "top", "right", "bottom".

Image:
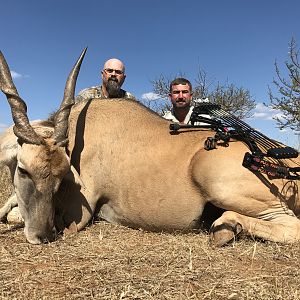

{"left": 106, "top": 78, "right": 121, "bottom": 98}
{"left": 174, "top": 100, "right": 190, "bottom": 109}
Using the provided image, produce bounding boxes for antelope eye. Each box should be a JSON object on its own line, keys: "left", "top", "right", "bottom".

{"left": 18, "top": 166, "right": 29, "bottom": 177}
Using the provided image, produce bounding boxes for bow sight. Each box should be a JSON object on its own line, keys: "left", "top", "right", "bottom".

{"left": 169, "top": 102, "right": 300, "bottom": 180}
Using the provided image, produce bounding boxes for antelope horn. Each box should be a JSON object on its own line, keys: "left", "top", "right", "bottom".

{"left": 0, "top": 51, "right": 42, "bottom": 145}
{"left": 52, "top": 48, "right": 87, "bottom": 146}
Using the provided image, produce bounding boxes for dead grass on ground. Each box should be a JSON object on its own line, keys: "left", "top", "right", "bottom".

{"left": 0, "top": 167, "right": 300, "bottom": 300}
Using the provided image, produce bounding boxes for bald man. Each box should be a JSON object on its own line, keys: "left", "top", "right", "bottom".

{"left": 75, "top": 58, "right": 135, "bottom": 102}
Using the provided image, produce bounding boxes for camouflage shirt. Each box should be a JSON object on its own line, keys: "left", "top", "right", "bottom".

{"left": 75, "top": 85, "right": 135, "bottom": 103}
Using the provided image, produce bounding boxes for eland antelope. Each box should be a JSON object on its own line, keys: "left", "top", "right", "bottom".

{"left": 0, "top": 49, "right": 299, "bottom": 246}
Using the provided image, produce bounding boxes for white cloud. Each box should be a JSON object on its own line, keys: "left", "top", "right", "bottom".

{"left": 249, "top": 102, "right": 282, "bottom": 121}
{"left": 252, "top": 112, "right": 270, "bottom": 119}
{"left": 0, "top": 123, "right": 8, "bottom": 133}
{"left": 141, "top": 92, "right": 161, "bottom": 101}
{"left": 11, "top": 70, "right": 23, "bottom": 79}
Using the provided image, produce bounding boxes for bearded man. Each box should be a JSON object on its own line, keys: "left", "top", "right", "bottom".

{"left": 75, "top": 58, "right": 135, "bottom": 102}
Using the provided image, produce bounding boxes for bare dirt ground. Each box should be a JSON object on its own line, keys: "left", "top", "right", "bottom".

{"left": 0, "top": 166, "right": 300, "bottom": 300}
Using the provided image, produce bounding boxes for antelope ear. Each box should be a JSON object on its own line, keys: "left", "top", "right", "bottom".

{"left": 55, "top": 139, "right": 68, "bottom": 148}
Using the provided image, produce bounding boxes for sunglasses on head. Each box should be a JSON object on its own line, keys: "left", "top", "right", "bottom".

{"left": 104, "top": 68, "right": 124, "bottom": 75}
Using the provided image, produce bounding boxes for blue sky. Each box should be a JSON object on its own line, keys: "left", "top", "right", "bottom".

{"left": 0, "top": 0, "right": 299, "bottom": 148}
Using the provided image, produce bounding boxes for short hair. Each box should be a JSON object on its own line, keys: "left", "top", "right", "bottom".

{"left": 169, "top": 78, "right": 192, "bottom": 93}
{"left": 103, "top": 58, "right": 125, "bottom": 72}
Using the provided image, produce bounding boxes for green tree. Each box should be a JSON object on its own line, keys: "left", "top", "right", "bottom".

{"left": 148, "top": 68, "right": 256, "bottom": 119}
{"left": 268, "top": 38, "right": 300, "bottom": 132}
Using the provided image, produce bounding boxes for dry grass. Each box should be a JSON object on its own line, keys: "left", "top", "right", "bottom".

{"left": 0, "top": 167, "right": 300, "bottom": 300}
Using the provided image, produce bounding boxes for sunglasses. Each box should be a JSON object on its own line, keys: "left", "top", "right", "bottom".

{"left": 104, "top": 68, "right": 124, "bottom": 75}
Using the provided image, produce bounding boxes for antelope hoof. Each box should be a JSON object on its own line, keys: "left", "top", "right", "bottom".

{"left": 209, "top": 222, "right": 242, "bottom": 247}
{"left": 6, "top": 207, "right": 24, "bottom": 225}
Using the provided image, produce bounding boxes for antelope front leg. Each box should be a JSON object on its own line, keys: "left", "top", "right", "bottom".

{"left": 0, "top": 193, "right": 22, "bottom": 223}
{"left": 55, "top": 180, "right": 96, "bottom": 234}
{"left": 210, "top": 210, "right": 300, "bottom": 247}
